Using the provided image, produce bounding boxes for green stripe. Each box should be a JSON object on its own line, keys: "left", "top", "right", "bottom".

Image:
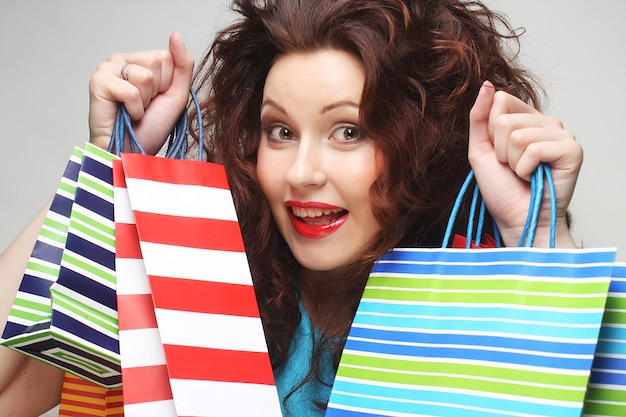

{"left": 583, "top": 397, "right": 626, "bottom": 416}
{"left": 601, "top": 310, "right": 626, "bottom": 326}
{"left": 57, "top": 180, "right": 77, "bottom": 195}
{"left": 10, "top": 297, "right": 51, "bottom": 314}
{"left": 78, "top": 175, "right": 114, "bottom": 199}
{"left": 71, "top": 210, "right": 115, "bottom": 238}
{"left": 36, "top": 227, "right": 67, "bottom": 245}
{"left": 7, "top": 308, "right": 49, "bottom": 323}
{"left": 0, "top": 328, "right": 51, "bottom": 346}
{"left": 26, "top": 260, "right": 60, "bottom": 278}
{"left": 71, "top": 146, "right": 85, "bottom": 160}
{"left": 338, "top": 366, "right": 585, "bottom": 403}
{"left": 84, "top": 143, "right": 118, "bottom": 163}
{"left": 605, "top": 297, "right": 626, "bottom": 310}
{"left": 49, "top": 288, "right": 118, "bottom": 333}
{"left": 338, "top": 352, "right": 588, "bottom": 391}
{"left": 69, "top": 220, "right": 115, "bottom": 248}
{"left": 52, "top": 329, "right": 120, "bottom": 365}
{"left": 362, "top": 287, "right": 607, "bottom": 309}
{"left": 61, "top": 253, "right": 115, "bottom": 284}
{"left": 366, "top": 276, "right": 609, "bottom": 295}
{"left": 43, "top": 216, "right": 69, "bottom": 233}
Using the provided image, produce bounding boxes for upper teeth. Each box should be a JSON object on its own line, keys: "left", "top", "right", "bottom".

{"left": 292, "top": 206, "right": 342, "bottom": 218}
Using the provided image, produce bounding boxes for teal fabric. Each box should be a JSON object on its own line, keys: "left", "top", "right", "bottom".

{"left": 273, "top": 302, "right": 338, "bottom": 417}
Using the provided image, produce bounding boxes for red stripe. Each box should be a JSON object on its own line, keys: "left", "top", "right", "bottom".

{"left": 112, "top": 159, "right": 127, "bottom": 188}
{"left": 115, "top": 223, "right": 142, "bottom": 259}
{"left": 163, "top": 345, "right": 275, "bottom": 385}
{"left": 121, "top": 153, "right": 230, "bottom": 189}
{"left": 61, "top": 387, "right": 107, "bottom": 400}
{"left": 59, "top": 398, "right": 105, "bottom": 409}
{"left": 149, "top": 276, "right": 260, "bottom": 317}
{"left": 122, "top": 365, "right": 173, "bottom": 405}
{"left": 117, "top": 294, "right": 158, "bottom": 330}
{"left": 133, "top": 211, "right": 244, "bottom": 252}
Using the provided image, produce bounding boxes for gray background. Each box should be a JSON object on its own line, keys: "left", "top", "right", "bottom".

{"left": 0, "top": 1, "right": 623, "bottom": 416}
{"left": 1, "top": 1, "right": 624, "bottom": 263}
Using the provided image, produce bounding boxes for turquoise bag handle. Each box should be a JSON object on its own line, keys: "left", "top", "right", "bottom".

{"left": 107, "top": 88, "right": 203, "bottom": 161}
{"left": 442, "top": 163, "right": 557, "bottom": 249}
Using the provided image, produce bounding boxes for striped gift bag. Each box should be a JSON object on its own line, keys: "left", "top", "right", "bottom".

{"left": 2, "top": 147, "right": 83, "bottom": 350}
{"left": 59, "top": 372, "right": 124, "bottom": 416}
{"left": 113, "top": 159, "right": 176, "bottom": 416}
{"left": 583, "top": 262, "right": 626, "bottom": 417}
{"left": 326, "top": 167, "right": 616, "bottom": 417}
{"left": 48, "top": 143, "right": 121, "bottom": 387}
{"left": 119, "top": 153, "right": 282, "bottom": 416}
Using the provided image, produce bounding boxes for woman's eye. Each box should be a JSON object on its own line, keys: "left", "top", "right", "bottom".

{"left": 267, "top": 126, "right": 296, "bottom": 141}
{"left": 331, "top": 126, "right": 362, "bottom": 142}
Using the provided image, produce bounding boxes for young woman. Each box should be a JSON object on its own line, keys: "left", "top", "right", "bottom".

{"left": 0, "top": 0, "right": 582, "bottom": 415}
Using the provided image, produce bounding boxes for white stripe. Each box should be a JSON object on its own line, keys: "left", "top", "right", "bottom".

{"left": 154, "top": 309, "right": 268, "bottom": 352}
{"left": 114, "top": 186, "right": 136, "bottom": 224}
{"left": 45, "top": 210, "right": 72, "bottom": 228}
{"left": 365, "top": 286, "right": 608, "bottom": 299}
{"left": 83, "top": 143, "right": 119, "bottom": 166}
{"left": 116, "top": 258, "right": 150, "bottom": 295}
{"left": 124, "top": 400, "right": 177, "bottom": 417}
{"left": 24, "top": 261, "right": 60, "bottom": 281}
{"left": 369, "top": 271, "right": 611, "bottom": 283}
{"left": 60, "top": 250, "right": 115, "bottom": 288}
{"left": 125, "top": 178, "right": 238, "bottom": 221}
{"left": 169, "top": 379, "right": 281, "bottom": 417}
{"left": 139, "top": 242, "right": 253, "bottom": 285}
{"left": 391, "top": 247, "right": 616, "bottom": 256}
{"left": 71, "top": 204, "right": 116, "bottom": 233}
{"left": 50, "top": 285, "right": 118, "bottom": 320}
{"left": 119, "top": 328, "right": 166, "bottom": 368}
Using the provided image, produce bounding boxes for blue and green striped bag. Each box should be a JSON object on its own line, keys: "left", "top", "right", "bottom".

{"left": 1, "top": 143, "right": 122, "bottom": 388}
{"left": 326, "top": 167, "right": 617, "bottom": 417}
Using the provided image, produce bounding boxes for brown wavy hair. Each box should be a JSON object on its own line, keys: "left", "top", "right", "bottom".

{"left": 190, "top": 0, "right": 541, "bottom": 405}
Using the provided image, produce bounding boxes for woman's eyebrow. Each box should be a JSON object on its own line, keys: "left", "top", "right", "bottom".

{"left": 321, "top": 101, "right": 359, "bottom": 114}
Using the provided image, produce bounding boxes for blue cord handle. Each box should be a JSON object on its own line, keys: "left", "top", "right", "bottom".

{"left": 442, "top": 163, "right": 556, "bottom": 249}
{"left": 107, "top": 87, "right": 203, "bottom": 161}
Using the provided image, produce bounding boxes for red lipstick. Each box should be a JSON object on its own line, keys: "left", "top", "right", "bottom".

{"left": 286, "top": 201, "right": 348, "bottom": 239}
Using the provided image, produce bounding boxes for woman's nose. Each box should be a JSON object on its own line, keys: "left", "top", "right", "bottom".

{"left": 285, "top": 138, "right": 327, "bottom": 189}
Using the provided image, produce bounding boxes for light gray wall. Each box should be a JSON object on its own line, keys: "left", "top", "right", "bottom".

{"left": 1, "top": 0, "right": 625, "bottom": 263}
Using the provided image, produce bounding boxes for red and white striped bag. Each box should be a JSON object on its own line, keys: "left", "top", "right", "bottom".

{"left": 116, "top": 153, "right": 281, "bottom": 416}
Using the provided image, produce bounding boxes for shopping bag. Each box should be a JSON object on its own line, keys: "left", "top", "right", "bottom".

{"left": 583, "top": 262, "right": 626, "bottom": 417}
{"left": 113, "top": 159, "right": 176, "bottom": 416}
{"left": 326, "top": 167, "right": 616, "bottom": 417}
{"left": 2, "top": 147, "right": 83, "bottom": 344}
{"left": 119, "top": 152, "right": 282, "bottom": 416}
{"left": 58, "top": 372, "right": 124, "bottom": 417}
{"left": 2, "top": 144, "right": 122, "bottom": 388}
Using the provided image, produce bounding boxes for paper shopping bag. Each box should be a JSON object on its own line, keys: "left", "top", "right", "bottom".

{"left": 2, "top": 147, "right": 83, "bottom": 346}
{"left": 113, "top": 159, "right": 176, "bottom": 416}
{"left": 58, "top": 372, "right": 124, "bottom": 417}
{"left": 120, "top": 153, "right": 282, "bottom": 416}
{"left": 48, "top": 143, "right": 121, "bottom": 387}
{"left": 326, "top": 167, "right": 616, "bottom": 417}
{"left": 583, "top": 262, "right": 626, "bottom": 417}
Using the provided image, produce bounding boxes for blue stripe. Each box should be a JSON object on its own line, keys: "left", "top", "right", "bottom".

{"left": 352, "top": 311, "right": 603, "bottom": 341}
{"left": 592, "top": 356, "right": 626, "bottom": 373}
{"left": 343, "top": 338, "right": 593, "bottom": 371}
{"left": 612, "top": 265, "right": 626, "bottom": 279}
{"left": 72, "top": 188, "right": 114, "bottom": 222}
{"left": 378, "top": 248, "right": 616, "bottom": 266}
{"left": 608, "top": 278, "right": 626, "bottom": 293}
{"left": 50, "top": 310, "right": 119, "bottom": 354}
{"left": 325, "top": 407, "right": 385, "bottom": 417}
{"left": 64, "top": 158, "right": 82, "bottom": 181}
{"left": 16, "top": 274, "right": 56, "bottom": 298}
{"left": 49, "top": 193, "right": 75, "bottom": 218}
{"left": 598, "top": 326, "right": 626, "bottom": 341}
{"left": 371, "top": 262, "right": 612, "bottom": 279}
{"left": 347, "top": 327, "right": 597, "bottom": 356}
{"left": 30, "top": 240, "right": 64, "bottom": 265}
{"left": 357, "top": 301, "right": 606, "bottom": 326}
{"left": 55, "top": 266, "right": 116, "bottom": 309}
{"left": 1, "top": 322, "right": 28, "bottom": 339}
{"left": 64, "top": 233, "right": 116, "bottom": 271}
{"left": 589, "top": 369, "right": 626, "bottom": 386}
{"left": 595, "top": 339, "right": 626, "bottom": 355}
{"left": 329, "top": 379, "right": 581, "bottom": 417}
{"left": 80, "top": 154, "right": 113, "bottom": 184}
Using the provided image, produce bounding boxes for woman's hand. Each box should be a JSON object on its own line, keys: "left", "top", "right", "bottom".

{"left": 468, "top": 81, "right": 583, "bottom": 248}
{"left": 88, "top": 32, "right": 194, "bottom": 155}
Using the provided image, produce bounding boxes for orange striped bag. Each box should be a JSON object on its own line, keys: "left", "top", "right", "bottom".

{"left": 59, "top": 373, "right": 123, "bottom": 417}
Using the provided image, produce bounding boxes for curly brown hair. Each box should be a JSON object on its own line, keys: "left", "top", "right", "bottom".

{"left": 190, "top": 0, "right": 541, "bottom": 403}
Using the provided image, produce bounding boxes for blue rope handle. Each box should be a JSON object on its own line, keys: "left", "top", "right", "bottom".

{"left": 107, "top": 87, "right": 203, "bottom": 160}
{"left": 442, "top": 163, "right": 556, "bottom": 249}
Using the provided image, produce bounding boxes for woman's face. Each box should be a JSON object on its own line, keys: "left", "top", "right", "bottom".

{"left": 257, "top": 49, "right": 382, "bottom": 275}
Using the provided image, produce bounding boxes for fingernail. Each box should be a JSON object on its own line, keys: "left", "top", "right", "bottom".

{"left": 482, "top": 80, "right": 495, "bottom": 89}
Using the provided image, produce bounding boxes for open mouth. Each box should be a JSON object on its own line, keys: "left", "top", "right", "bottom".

{"left": 286, "top": 204, "right": 349, "bottom": 239}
